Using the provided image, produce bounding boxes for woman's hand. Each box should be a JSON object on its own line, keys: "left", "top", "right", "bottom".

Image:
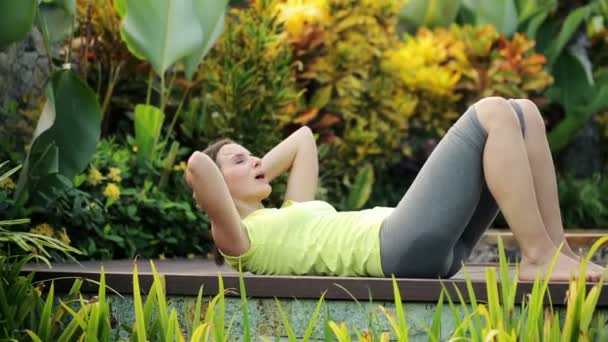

{"left": 261, "top": 126, "right": 319, "bottom": 202}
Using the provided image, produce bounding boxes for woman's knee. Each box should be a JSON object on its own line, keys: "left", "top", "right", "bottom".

{"left": 473, "top": 96, "right": 523, "bottom": 135}
{"left": 511, "top": 98, "right": 546, "bottom": 134}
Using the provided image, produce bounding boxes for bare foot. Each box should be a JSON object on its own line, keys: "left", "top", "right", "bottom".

{"left": 573, "top": 256, "right": 606, "bottom": 275}
{"left": 520, "top": 253, "right": 601, "bottom": 282}
{"left": 560, "top": 245, "right": 606, "bottom": 275}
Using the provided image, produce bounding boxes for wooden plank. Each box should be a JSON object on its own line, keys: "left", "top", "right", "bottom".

{"left": 22, "top": 258, "right": 608, "bottom": 306}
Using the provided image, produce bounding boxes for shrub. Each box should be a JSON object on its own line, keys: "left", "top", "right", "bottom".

{"left": 558, "top": 173, "right": 608, "bottom": 228}
{"left": 392, "top": 24, "right": 553, "bottom": 137}
{"left": 75, "top": 0, "right": 148, "bottom": 134}
{"left": 271, "top": 0, "right": 419, "bottom": 208}
{"left": 181, "top": 0, "right": 299, "bottom": 160}
{"left": 30, "top": 139, "right": 212, "bottom": 260}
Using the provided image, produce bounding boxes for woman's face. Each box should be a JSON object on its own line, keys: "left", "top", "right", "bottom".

{"left": 216, "top": 143, "right": 272, "bottom": 202}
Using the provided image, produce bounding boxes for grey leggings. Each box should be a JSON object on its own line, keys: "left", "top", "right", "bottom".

{"left": 379, "top": 100, "right": 526, "bottom": 278}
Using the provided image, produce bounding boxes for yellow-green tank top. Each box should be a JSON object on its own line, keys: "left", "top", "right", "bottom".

{"left": 219, "top": 200, "right": 393, "bottom": 277}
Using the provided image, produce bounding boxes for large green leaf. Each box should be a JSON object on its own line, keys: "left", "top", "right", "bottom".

{"left": 0, "top": 0, "right": 37, "bottom": 48}
{"left": 54, "top": 0, "right": 76, "bottom": 16}
{"left": 14, "top": 69, "right": 102, "bottom": 206}
{"left": 134, "top": 104, "right": 165, "bottom": 164}
{"left": 543, "top": 5, "right": 591, "bottom": 65}
{"left": 462, "top": 0, "right": 519, "bottom": 36}
{"left": 120, "top": 0, "right": 204, "bottom": 76}
{"left": 568, "top": 37, "right": 594, "bottom": 86}
{"left": 114, "top": 0, "right": 126, "bottom": 17}
{"left": 547, "top": 57, "right": 608, "bottom": 152}
{"left": 516, "top": 0, "right": 557, "bottom": 39}
{"left": 183, "top": 0, "right": 229, "bottom": 79}
{"left": 400, "top": 0, "right": 461, "bottom": 29}
{"left": 516, "top": 0, "right": 557, "bottom": 23}
{"left": 345, "top": 163, "right": 375, "bottom": 210}
{"left": 42, "top": 0, "right": 76, "bottom": 16}
{"left": 546, "top": 50, "right": 594, "bottom": 113}
{"left": 37, "top": 2, "right": 76, "bottom": 45}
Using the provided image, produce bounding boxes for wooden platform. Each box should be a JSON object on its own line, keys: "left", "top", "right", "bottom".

{"left": 22, "top": 258, "right": 608, "bottom": 307}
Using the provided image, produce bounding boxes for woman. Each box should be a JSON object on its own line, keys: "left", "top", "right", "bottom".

{"left": 185, "top": 97, "right": 605, "bottom": 281}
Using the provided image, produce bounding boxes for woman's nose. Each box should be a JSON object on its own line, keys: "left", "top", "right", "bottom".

{"left": 252, "top": 157, "right": 261, "bottom": 168}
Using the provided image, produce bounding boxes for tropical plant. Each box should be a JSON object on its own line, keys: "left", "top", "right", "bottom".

{"left": 13, "top": 69, "right": 102, "bottom": 211}
{"left": 104, "top": 0, "right": 230, "bottom": 173}
{"left": 0, "top": 0, "right": 103, "bottom": 215}
{"left": 384, "top": 23, "right": 553, "bottom": 136}
{"left": 522, "top": 2, "right": 608, "bottom": 153}
{"left": 558, "top": 173, "right": 608, "bottom": 229}
{"left": 0, "top": 1, "right": 37, "bottom": 47}
{"left": 31, "top": 138, "right": 212, "bottom": 260}
{"left": 186, "top": 0, "right": 298, "bottom": 149}
{"left": 0, "top": 160, "right": 83, "bottom": 341}
{"left": 397, "top": 0, "right": 608, "bottom": 153}
{"left": 75, "top": 0, "right": 145, "bottom": 135}
{"left": 451, "top": 24, "right": 553, "bottom": 102}
{"left": 274, "top": 0, "right": 418, "bottom": 209}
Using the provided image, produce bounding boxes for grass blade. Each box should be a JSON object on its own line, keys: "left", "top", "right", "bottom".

{"left": 25, "top": 330, "right": 43, "bottom": 342}
{"left": 391, "top": 275, "right": 408, "bottom": 338}
{"left": 485, "top": 267, "right": 503, "bottom": 329}
{"left": 132, "top": 260, "right": 147, "bottom": 342}
{"left": 85, "top": 302, "right": 101, "bottom": 341}
{"left": 191, "top": 284, "right": 204, "bottom": 337}
{"left": 214, "top": 272, "right": 226, "bottom": 341}
{"left": 275, "top": 298, "right": 297, "bottom": 341}
{"left": 38, "top": 281, "right": 55, "bottom": 341}
{"left": 238, "top": 260, "right": 251, "bottom": 342}
{"left": 166, "top": 309, "right": 178, "bottom": 341}
{"left": 430, "top": 290, "right": 444, "bottom": 341}
{"left": 57, "top": 299, "right": 87, "bottom": 342}
{"left": 151, "top": 260, "right": 169, "bottom": 335}
{"left": 324, "top": 305, "right": 335, "bottom": 342}
{"left": 302, "top": 292, "right": 326, "bottom": 341}
{"left": 191, "top": 322, "right": 210, "bottom": 342}
{"left": 98, "top": 265, "right": 111, "bottom": 341}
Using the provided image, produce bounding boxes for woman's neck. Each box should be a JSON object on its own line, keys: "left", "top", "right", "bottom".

{"left": 234, "top": 199, "right": 264, "bottom": 219}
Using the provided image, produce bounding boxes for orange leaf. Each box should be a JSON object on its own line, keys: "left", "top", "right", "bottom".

{"left": 313, "top": 113, "right": 340, "bottom": 128}
{"left": 294, "top": 108, "right": 319, "bottom": 124}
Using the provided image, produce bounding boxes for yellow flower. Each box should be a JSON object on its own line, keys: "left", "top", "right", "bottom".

{"left": 0, "top": 177, "right": 15, "bottom": 190}
{"left": 30, "top": 223, "right": 55, "bottom": 237}
{"left": 275, "top": 0, "right": 329, "bottom": 37}
{"left": 87, "top": 167, "right": 104, "bottom": 186}
{"left": 103, "top": 183, "right": 121, "bottom": 201}
{"left": 58, "top": 227, "right": 71, "bottom": 245}
{"left": 173, "top": 161, "right": 187, "bottom": 172}
{"left": 132, "top": 145, "right": 139, "bottom": 153}
{"left": 107, "top": 167, "right": 122, "bottom": 182}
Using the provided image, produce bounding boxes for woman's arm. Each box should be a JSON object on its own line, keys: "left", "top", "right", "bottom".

{"left": 185, "top": 152, "right": 250, "bottom": 256}
{"left": 261, "top": 126, "right": 319, "bottom": 202}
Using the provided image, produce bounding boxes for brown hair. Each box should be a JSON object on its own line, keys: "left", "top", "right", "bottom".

{"left": 201, "top": 138, "right": 236, "bottom": 266}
